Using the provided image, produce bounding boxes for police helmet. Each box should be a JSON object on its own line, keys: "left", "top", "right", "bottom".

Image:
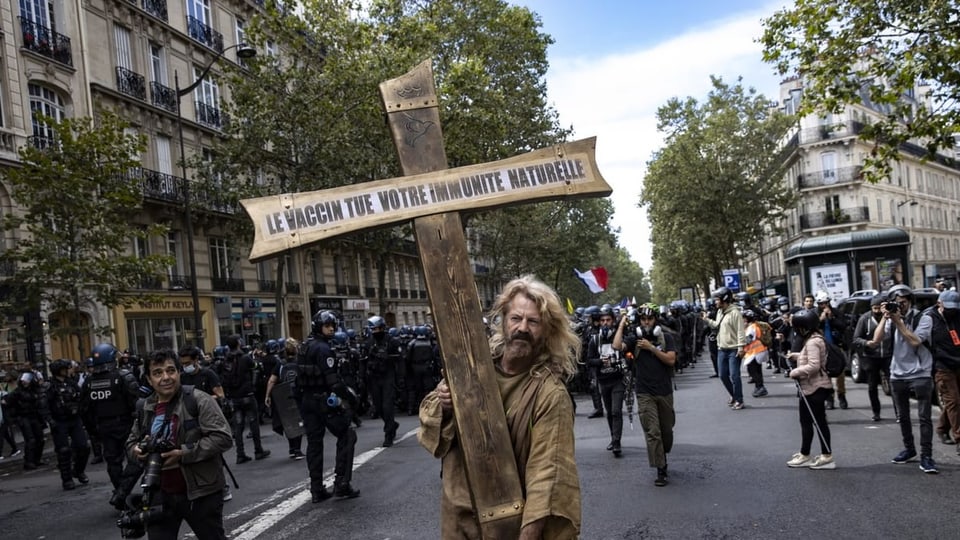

{"left": 312, "top": 310, "right": 339, "bottom": 334}
{"left": 584, "top": 305, "right": 600, "bottom": 322}
{"left": 887, "top": 284, "right": 913, "bottom": 300}
{"left": 415, "top": 325, "right": 428, "bottom": 338}
{"left": 90, "top": 343, "right": 118, "bottom": 368}
{"left": 791, "top": 308, "right": 820, "bottom": 335}
{"left": 574, "top": 307, "right": 585, "bottom": 320}
{"left": 213, "top": 345, "right": 228, "bottom": 359}
{"left": 711, "top": 287, "right": 734, "bottom": 304}
{"left": 598, "top": 304, "right": 615, "bottom": 319}
{"left": 367, "top": 316, "right": 387, "bottom": 332}
{"left": 742, "top": 309, "right": 757, "bottom": 322}
{"left": 265, "top": 339, "right": 281, "bottom": 354}
{"left": 777, "top": 296, "right": 790, "bottom": 307}
{"left": 345, "top": 328, "right": 357, "bottom": 340}
{"left": 49, "top": 359, "right": 72, "bottom": 376}
{"left": 333, "top": 331, "right": 349, "bottom": 346}
{"left": 734, "top": 291, "right": 751, "bottom": 305}
{"left": 400, "top": 325, "right": 413, "bottom": 337}
{"left": 18, "top": 371, "right": 35, "bottom": 386}
{"left": 387, "top": 327, "right": 399, "bottom": 338}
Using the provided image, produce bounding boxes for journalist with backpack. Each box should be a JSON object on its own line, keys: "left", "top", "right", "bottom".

{"left": 930, "top": 290, "right": 960, "bottom": 453}
{"left": 786, "top": 308, "right": 836, "bottom": 470}
{"left": 868, "top": 284, "right": 938, "bottom": 474}
{"left": 125, "top": 350, "right": 234, "bottom": 539}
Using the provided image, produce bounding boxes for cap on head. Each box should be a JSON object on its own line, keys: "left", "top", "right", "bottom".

{"left": 939, "top": 290, "right": 960, "bottom": 310}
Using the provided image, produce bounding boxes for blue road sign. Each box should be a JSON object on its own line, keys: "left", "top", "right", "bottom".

{"left": 722, "top": 269, "right": 741, "bottom": 292}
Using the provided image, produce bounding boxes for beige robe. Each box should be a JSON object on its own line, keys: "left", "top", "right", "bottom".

{"left": 419, "top": 362, "right": 581, "bottom": 539}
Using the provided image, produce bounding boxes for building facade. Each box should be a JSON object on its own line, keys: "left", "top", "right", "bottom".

{"left": 742, "top": 75, "right": 960, "bottom": 305}
{"left": 0, "top": 0, "right": 501, "bottom": 368}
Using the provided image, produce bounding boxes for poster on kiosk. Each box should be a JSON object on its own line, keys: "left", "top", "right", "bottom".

{"left": 809, "top": 264, "right": 850, "bottom": 305}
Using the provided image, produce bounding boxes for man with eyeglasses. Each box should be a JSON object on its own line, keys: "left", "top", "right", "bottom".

{"left": 868, "top": 284, "right": 937, "bottom": 473}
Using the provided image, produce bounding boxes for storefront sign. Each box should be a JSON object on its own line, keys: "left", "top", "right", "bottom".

{"left": 122, "top": 298, "right": 195, "bottom": 312}
{"left": 345, "top": 299, "right": 370, "bottom": 310}
{"left": 809, "top": 264, "right": 850, "bottom": 303}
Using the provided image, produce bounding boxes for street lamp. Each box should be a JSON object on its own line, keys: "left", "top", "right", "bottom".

{"left": 175, "top": 43, "right": 256, "bottom": 347}
{"left": 897, "top": 199, "right": 918, "bottom": 209}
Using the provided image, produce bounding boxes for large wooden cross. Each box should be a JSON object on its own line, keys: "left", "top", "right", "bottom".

{"left": 242, "top": 60, "right": 610, "bottom": 537}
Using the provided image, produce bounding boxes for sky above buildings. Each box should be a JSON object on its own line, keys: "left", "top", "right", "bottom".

{"left": 513, "top": 0, "right": 790, "bottom": 271}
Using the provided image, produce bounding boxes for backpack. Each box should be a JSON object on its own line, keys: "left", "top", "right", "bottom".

{"left": 823, "top": 341, "right": 847, "bottom": 378}
{"left": 756, "top": 321, "right": 773, "bottom": 349}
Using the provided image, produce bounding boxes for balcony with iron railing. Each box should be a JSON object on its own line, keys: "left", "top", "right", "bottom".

{"left": 287, "top": 282, "right": 301, "bottom": 294}
{"left": 259, "top": 279, "right": 277, "bottom": 292}
{"left": 195, "top": 101, "right": 224, "bottom": 129}
{"left": 335, "top": 285, "right": 348, "bottom": 295}
{"left": 19, "top": 17, "right": 73, "bottom": 66}
{"left": 347, "top": 285, "right": 360, "bottom": 296}
{"left": 28, "top": 135, "right": 57, "bottom": 150}
{"left": 365, "top": 287, "right": 377, "bottom": 298}
{"left": 119, "top": 167, "right": 184, "bottom": 203}
{"left": 800, "top": 121, "right": 865, "bottom": 145}
{"left": 116, "top": 66, "right": 146, "bottom": 100}
{"left": 212, "top": 276, "right": 244, "bottom": 291}
{"left": 186, "top": 16, "right": 224, "bottom": 53}
{"left": 799, "top": 206, "right": 870, "bottom": 230}
{"left": 136, "top": 276, "right": 164, "bottom": 290}
{"left": 797, "top": 166, "right": 863, "bottom": 190}
{"left": 168, "top": 274, "right": 194, "bottom": 290}
{"left": 142, "top": 0, "right": 168, "bottom": 21}
{"left": 150, "top": 81, "right": 177, "bottom": 113}
{"left": 313, "top": 283, "right": 328, "bottom": 295}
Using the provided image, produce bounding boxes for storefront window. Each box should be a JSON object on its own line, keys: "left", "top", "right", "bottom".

{"left": 126, "top": 317, "right": 195, "bottom": 354}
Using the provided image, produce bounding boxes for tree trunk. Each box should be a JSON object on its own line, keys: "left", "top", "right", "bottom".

{"left": 275, "top": 256, "right": 286, "bottom": 338}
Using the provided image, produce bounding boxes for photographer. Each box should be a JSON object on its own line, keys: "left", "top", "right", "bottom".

{"left": 587, "top": 305, "right": 626, "bottom": 456}
{"left": 852, "top": 294, "right": 893, "bottom": 421}
{"left": 869, "top": 284, "right": 937, "bottom": 473}
{"left": 125, "top": 350, "right": 233, "bottom": 539}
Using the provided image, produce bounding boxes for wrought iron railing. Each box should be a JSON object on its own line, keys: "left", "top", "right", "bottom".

{"left": 150, "top": 81, "right": 177, "bottom": 113}
{"left": 313, "top": 283, "right": 327, "bottom": 295}
{"left": 195, "top": 101, "right": 223, "bottom": 128}
{"left": 142, "top": 0, "right": 168, "bottom": 21}
{"left": 28, "top": 135, "right": 57, "bottom": 150}
{"left": 19, "top": 17, "right": 73, "bottom": 66}
{"left": 186, "top": 16, "right": 224, "bottom": 53}
{"left": 287, "top": 282, "right": 301, "bottom": 294}
{"left": 800, "top": 206, "right": 870, "bottom": 230}
{"left": 800, "top": 121, "right": 865, "bottom": 145}
{"left": 168, "top": 274, "right": 194, "bottom": 290}
{"left": 259, "top": 279, "right": 277, "bottom": 292}
{"left": 116, "top": 66, "right": 146, "bottom": 100}
{"left": 212, "top": 276, "right": 244, "bottom": 291}
{"left": 797, "top": 166, "right": 863, "bottom": 189}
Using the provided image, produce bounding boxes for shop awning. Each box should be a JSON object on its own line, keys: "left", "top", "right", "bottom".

{"left": 784, "top": 227, "right": 910, "bottom": 261}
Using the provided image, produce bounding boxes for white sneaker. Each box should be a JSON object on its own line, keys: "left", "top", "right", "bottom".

{"left": 809, "top": 454, "right": 835, "bottom": 470}
{"left": 787, "top": 453, "right": 812, "bottom": 468}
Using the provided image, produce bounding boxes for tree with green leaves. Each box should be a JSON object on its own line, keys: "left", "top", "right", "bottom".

{"left": 642, "top": 77, "right": 796, "bottom": 301}
{"left": 0, "top": 113, "right": 172, "bottom": 359}
{"left": 760, "top": 0, "right": 960, "bottom": 182}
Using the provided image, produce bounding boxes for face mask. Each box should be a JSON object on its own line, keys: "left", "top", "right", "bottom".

{"left": 944, "top": 309, "right": 959, "bottom": 320}
{"left": 182, "top": 364, "right": 197, "bottom": 374}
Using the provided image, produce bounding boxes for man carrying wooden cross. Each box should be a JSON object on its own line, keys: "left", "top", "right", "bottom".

{"left": 419, "top": 275, "right": 582, "bottom": 539}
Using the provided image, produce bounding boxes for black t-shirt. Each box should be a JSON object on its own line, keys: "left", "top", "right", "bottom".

{"left": 179, "top": 367, "right": 221, "bottom": 396}
{"left": 624, "top": 330, "right": 676, "bottom": 396}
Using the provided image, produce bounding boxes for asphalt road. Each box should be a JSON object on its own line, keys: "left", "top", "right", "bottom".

{"left": 1, "top": 358, "right": 956, "bottom": 539}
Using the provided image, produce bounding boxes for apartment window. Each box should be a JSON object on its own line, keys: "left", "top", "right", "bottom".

{"left": 20, "top": 0, "right": 52, "bottom": 27}
{"left": 824, "top": 194, "right": 839, "bottom": 214}
{"left": 265, "top": 40, "right": 277, "bottom": 57}
{"left": 820, "top": 151, "right": 836, "bottom": 183}
{"left": 167, "top": 232, "right": 183, "bottom": 277}
{"left": 876, "top": 198, "right": 883, "bottom": 223}
{"left": 186, "top": 0, "right": 210, "bottom": 25}
{"left": 115, "top": 24, "right": 132, "bottom": 69}
{"left": 149, "top": 43, "right": 166, "bottom": 85}
{"left": 194, "top": 66, "right": 220, "bottom": 119}
{"left": 209, "top": 238, "right": 233, "bottom": 279}
{"left": 133, "top": 235, "right": 148, "bottom": 259}
{"left": 155, "top": 135, "right": 172, "bottom": 175}
{"left": 28, "top": 83, "right": 65, "bottom": 144}
{"left": 235, "top": 17, "right": 248, "bottom": 65}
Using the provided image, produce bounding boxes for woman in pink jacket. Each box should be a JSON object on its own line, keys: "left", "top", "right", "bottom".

{"left": 786, "top": 308, "right": 835, "bottom": 470}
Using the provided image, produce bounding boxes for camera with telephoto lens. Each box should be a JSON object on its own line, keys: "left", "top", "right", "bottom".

{"left": 116, "top": 437, "right": 176, "bottom": 538}
{"left": 883, "top": 301, "right": 900, "bottom": 313}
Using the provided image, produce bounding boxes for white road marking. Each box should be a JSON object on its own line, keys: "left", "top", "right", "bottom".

{"left": 228, "top": 428, "right": 419, "bottom": 540}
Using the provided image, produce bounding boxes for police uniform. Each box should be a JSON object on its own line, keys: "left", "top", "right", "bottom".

{"left": 298, "top": 321, "right": 359, "bottom": 502}
{"left": 47, "top": 365, "right": 91, "bottom": 489}
{"left": 363, "top": 326, "right": 403, "bottom": 446}
{"left": 406, "top": 332, "right": 438, "bottom": 415}
{"left": 80, "top": 364, "right": 138, "bottom": 490}
{"left": 2, "top": 374, "right": 47, "bottom": 469}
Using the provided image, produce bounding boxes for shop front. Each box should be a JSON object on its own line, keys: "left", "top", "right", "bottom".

{"left": 114, "top": 296, "right": 215, "bottom": 355}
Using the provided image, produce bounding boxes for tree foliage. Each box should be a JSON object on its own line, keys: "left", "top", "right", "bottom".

{"left": 0, "top": 113, "right": 172, "bottom": 346}
{"left": 641, "top": 77, "right": 796, "bottom": 302}
{"left": 760, "top": 0, "right": 960, "bottom": 182}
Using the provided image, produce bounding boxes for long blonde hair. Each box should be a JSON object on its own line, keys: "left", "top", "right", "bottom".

{"left": 488, "top": 275, "right": 581, "bottom": 381}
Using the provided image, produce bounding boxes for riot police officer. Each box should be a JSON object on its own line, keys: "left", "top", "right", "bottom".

{"left": 221, "top": 335, "right": 271, "bottom": 464}
{"left": 1, "top": 371, "right": 47, "bottom": 470}
{"left": 362, "top": 316, "right": 403, "bottom": 447}
{"left": 406, "top": 326, "right": 438, "bottom": 415}
{"left": 47, "top": 360, "right": 91, "bottom": 490}
{"left": 298, "top": 310, "right": 360, "bottom": 502}
{"left": 80, "top": 343, "right": 139, "bottom": 503}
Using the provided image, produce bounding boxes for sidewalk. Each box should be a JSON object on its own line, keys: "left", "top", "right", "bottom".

{"left": 0, "top": 427, "right": 57, "bottom": 476}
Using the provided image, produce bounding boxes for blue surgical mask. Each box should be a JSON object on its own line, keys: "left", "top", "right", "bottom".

{"left": 182, "top": 364, "right": 197, "bottom": 374}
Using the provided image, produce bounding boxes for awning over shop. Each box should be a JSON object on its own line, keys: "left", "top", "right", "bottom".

{"left": 785, "top": 228, "right": 910, "bottom": 262}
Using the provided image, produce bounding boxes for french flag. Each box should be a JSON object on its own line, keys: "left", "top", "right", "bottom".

{"left": 574, "top": 267, "right": 608, "bottom": 294}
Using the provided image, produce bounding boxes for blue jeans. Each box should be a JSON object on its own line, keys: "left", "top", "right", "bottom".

{"left": 718, "top": 349, "right": 743, "bottom": 403}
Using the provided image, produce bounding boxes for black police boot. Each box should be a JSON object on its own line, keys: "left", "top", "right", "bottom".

{"left": 109, "top": 490, "right": 127, "bottom": 510}
{"left": 75, "top": 472, "right": 89, "bottom": 484}
{"left": 333, "top": 483, "right": 360, "bottom": 499}
{"left": 255, "top": 449, "right": 271, "bottom": 460}
{"left": 236, "top": 455, "right": 252, "bottom": 464}
{"left": 588, "top": 410, "right": 604, "bottom": 419}
{"left": 62, "top": 479, "right": 76, "bottom": 491}
{"left": 311, "top": 488, "right": 332, "bottom": 503}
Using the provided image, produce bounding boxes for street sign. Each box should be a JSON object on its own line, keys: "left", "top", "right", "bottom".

{"left": 722, "top": 269, "right": 741, "bottom": 292}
